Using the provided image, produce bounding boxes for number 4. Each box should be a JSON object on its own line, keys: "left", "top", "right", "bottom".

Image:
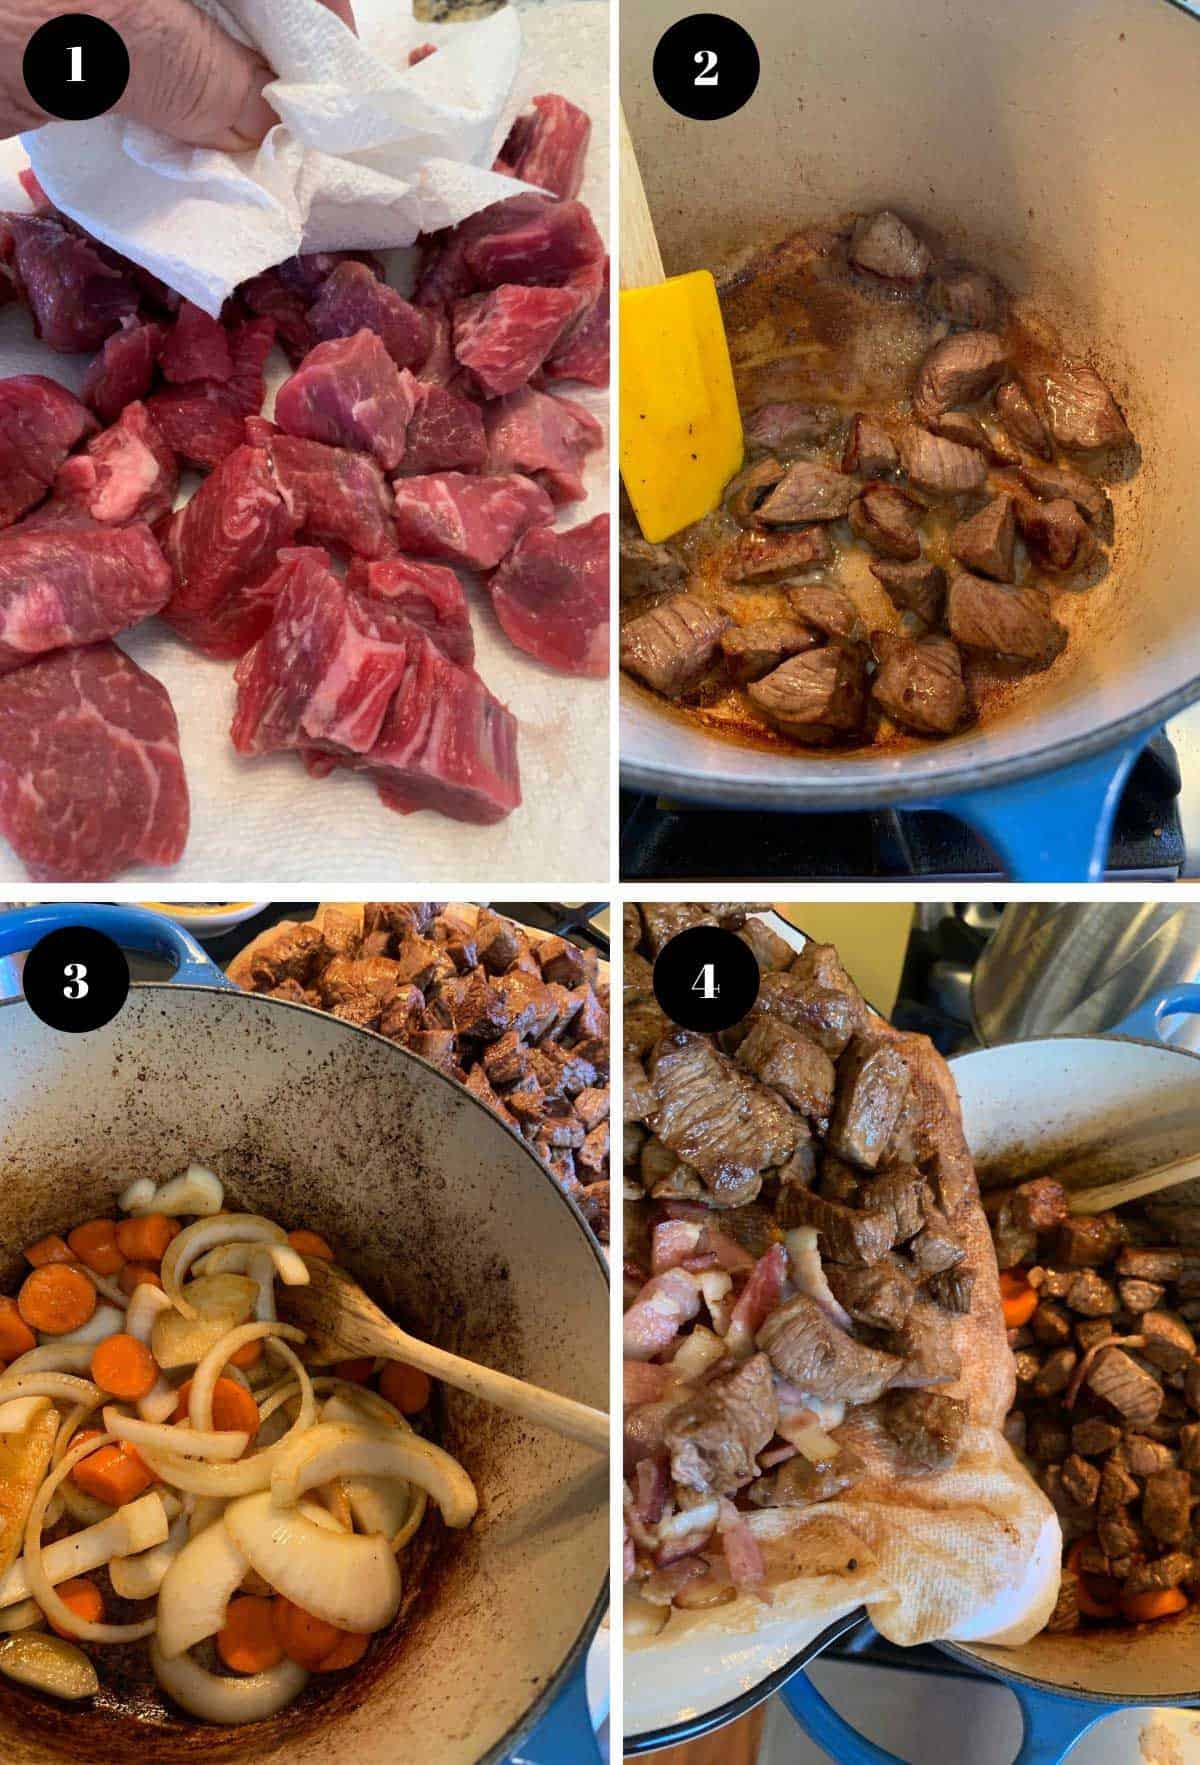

{"left": 694, "top": 48, "right": 718, "bottom": 85}
{"left": 692, "top": 963, "right": 718, "bottom": 1000}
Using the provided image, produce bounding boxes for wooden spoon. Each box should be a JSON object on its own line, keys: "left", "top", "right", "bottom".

{"left": 281, "top": 1260, "right": 609, "bottom": 1453}
{"left": 1069, "top": 1148, "right": 1200, "bottom": 1216}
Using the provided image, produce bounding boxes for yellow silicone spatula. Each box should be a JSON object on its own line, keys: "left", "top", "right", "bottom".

{"left": 619, "top": 106, "right": 743, "bottom": 543}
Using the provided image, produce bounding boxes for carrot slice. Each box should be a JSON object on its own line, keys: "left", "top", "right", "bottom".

{"left": 118, "top": 1262, "right": 163, "bottom": 1297}
{"left": 48, "top": 1577, "right": 104, "bottom": 1638}
{"left": 379, "top": 1361, "right": 432, "bottom": 1414}
{"left": 17, "top": 1265, "right": 95, "bottom": 1336}
{"left": 114, "top": 1213, "right": 177, "bottom": 1265}
{"left": 998, "top": 1270, "right": 1038, "bottom": 1330}
{"left": 229, "top": 1338, "right": 263, "bottom": 1370}
{"left": 315, "top": 1630, "right": 370, "bottom": 1672}
{"left": 287, "top": 1230, "right": 334, "bottom": 1261}
{"left": 91, "top": 1333, "right": 158, "bottom": 1401}
{"left": 173, "top": 1377, "right": 260, "bottom": 1441}
{"left": 334, "top": 1358, "right": 374, "bottom": 1386}
{"left": 24, "top": 1234, "right": 72, "bottom": 1269}
{"left": 217, "top": 1595, "right": 285, "bottom": 1674}
{"left": 66, "top": 1220, "right": 124, "bottom": 1277}
{"left": 1121, "top": 1587, "right": 1188, "bottom": 1623}
{"left": 0, "top": 1296, "right": 36, "bottom": 1361}
{"left": 271, "top": 1597, "right": 343, "bottom": 1669}
{"left": 71, "top": 1435, "right": 154, "bottom": 1506}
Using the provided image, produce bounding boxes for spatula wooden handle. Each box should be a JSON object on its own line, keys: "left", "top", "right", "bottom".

{"left": 619, "top": 104, "right": 665, "bottom": 290}
{"left": 1069, "top": 1148, "right": 1200, "bottom": 1216}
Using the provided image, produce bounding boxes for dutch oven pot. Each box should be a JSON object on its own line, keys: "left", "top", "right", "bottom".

{"left": 0, "top": 905, "right": 608, "bottom": 1765}
{"left": 621, "top": 0, "right": 1200, "bottom": 880}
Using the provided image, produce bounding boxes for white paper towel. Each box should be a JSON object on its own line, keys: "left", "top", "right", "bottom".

{"left": 0, "top": 0, "right": 610, "bottom": 890}
{"left": 24, "top": 0, "right": 537, "bottom": 316}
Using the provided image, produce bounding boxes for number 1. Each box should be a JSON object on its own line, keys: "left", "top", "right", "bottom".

{"left": 67, "top": 45, "right": 83, "bottom": 83}
{"left": 694, "top": 48, "right": 718, "bottom": 85}
{"left": 692, "top": 963, "right": 718, "bottom": 1000}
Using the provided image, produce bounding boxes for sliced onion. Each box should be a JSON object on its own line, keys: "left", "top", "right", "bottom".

{"left": 161, "top": 1217, "right": 285, "bottom": 1318}
{"left": 137, "top": 1343, "right": 314, "bottom": 1497}
{"left": 45, "top": 1301, "right": 124, "bottom": 1347}
{"left": 318, "top": 1479, "right": 354, "bottom": 1531}
{"left": 156, "top": 1518, "right": 249, "bottom": 1658}
{"left": 0, "top": 1599, "right": 42, "bottom": 1634}
{"left": 788, "top": 1421, "right": 842, "bottom": 1464}
{"left": 138, "top": 1376, "right": 179, "bottom": 1425}
{"left": 343, "top": 1475, "right": 410, "bottom": 1541}
{"left": 119, "top": 1178, "right": 157, "bottom": 1213}
{"left": 150, "top": 1638, "right": 306, "bottom": 1725}
{"left": 109, "top": 1512, "right": 189, "bottom": 1600}
{"left": 147, "top": 1166, "right": 225, "bottom": 1218}
{"left": 187, "top": 1496, "right": 227, "bottom": 1539}
{"left": 390, "top": 1486, "right": 427, "bottom": 1552}
{"left": 271, "top": 1421, "right": 477, "bottom": 1530}
{"left": 125, "top": 1284, "right": 172, "bottom": 1346}
{"left": 245, "top": 1248, "right": 277, "bottom": 1323}
{"left": 0, "top": 1489, "right": 168, "bottom": 1608}
{"left": 53, "top": 1402, "right": 103, "bottom": 1468}
{"left": 0, "top": 1398, "right": 50, "bottom": 1434}
{"left": 4, "top": 1344, "right": 94, "bottom": 1380}
{"left": 103, "top": 1407, "right": 248, "bottom": 1463}
{"left": 225, "top": 1491, "right": 403, "bottom": 1632}
{"left": 0, "top": 1374, "right": 101, "bottom": 1409}
{"left": 189, "top": 1322, "right": 303, "bottom": 1433}
{"left": 152, "top": 1275, "right": 258, "bottom": 1367}
{"left": 22, "top": 1436, "right": 161, "bottom": 1640}
{"left": 80, "top": 1269, "right": 128, "bottom": 1311}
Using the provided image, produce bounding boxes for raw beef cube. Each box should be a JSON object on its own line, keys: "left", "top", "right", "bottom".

{"left": 544, "top": 258, "right": 609, "bottom": 387}
{"left": 260, "top": 432, "right": 396, "bottom": 559}
{"left": 275, "top": 331, "right": 415, "bottom": 471}
{"left": 453, "top": 284, "right": 580, "bottom": 396}
{"left": 489, "top": 513, "right": 608, "bottom": 677}
{"left": 160, "top": 300, "right": 233, "bottom": 383}
{"left": 389, "top": 471, "right": 553, "bottom": 569}
{"left": 346, "top": 556, "right": 473, "bottom": 666}
{"left": 82, "top": 319, "right": 165, "bottom": 423}
{"left": 29, "top": 401, "right": 178, "bottom": 531}
{"left": 0, "top": 642, "right": 188, "bottom": 881}
{"left": 225, "top": 317, "right": 276, "bottom": 414}
{"left": 416, "top": 306, "right": 456, "bottom": 385}
{"left": 239, "top": 267, "right": 315, "bottom": 365}
{"left": 0, "top": 374, "right": 96, "bottom": 528}
{"left": 465, "top": 198, "right": 603, "bottom": 290}
{"left": 401, "top": 379, "right": 487, "bottom": 473}
{"left": 0, "top": 523, "right": 172, "bottom": 675}
{"left": 309, "top": 262, "right": 431, "bottom": 371}
{"left": 494, "top": 94, "right": 590, "bottom": 200}
{"left": 484, "top": 386, "right": 602, "bottom": 503}
{"left": 414, "top": 193, "right": 553, "bottom": 306}
{"left": 2, "top": 213, "right": 139, "bottom": 350}
{"left": 232, "top": 549, "right": 412, "bottom": 756}
{"left": 147, "top": 318, "right": 275, "bottom": 471}
{"left": 161, "top": 442, "right": 302, "bottom": 657}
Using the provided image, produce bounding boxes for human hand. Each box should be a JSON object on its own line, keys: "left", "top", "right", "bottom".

{"left": 0, "top": 0, "right": 357, "bottom": 149}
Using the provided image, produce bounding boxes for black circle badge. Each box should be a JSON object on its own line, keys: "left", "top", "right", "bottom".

{"left": 652, "top": 924, "right": 761, "bottom": 1034}
{"left": 23, "top": 927, "right": 129, "bottom": 1034}
{"left": 653, "top": 13, "right": 760, "bottom": 122}
{"left": 24, "top": 14, "right": 130, "bottom": 123}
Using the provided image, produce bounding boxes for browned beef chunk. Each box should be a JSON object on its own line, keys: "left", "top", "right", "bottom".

{"left": 1117, "top": 1248, "right": 1184, "bottom": 1283}
{"left": 930, "top": 266, "right": 1006, "bottom": 331}
{"left": 885, "top": 1299, "right": 963, "bottom": 1388}
{"left": 1028, "top": 1416, "right": 1071, "bottom": 1463}
{"left": 620, "top": 595, "right": 730, "bottom": 697}
{"left": 737, "top": 916, "right": 798, "bottom": 973}
{"left": 898, "top": 426, "right": 988, "bottom": 496}
{"left": 749, "top": 1442, "right": 866, "bottom": 1507}
{"left": 860, "top": 1167, "right": 929, "bottom": 1244}
{"left": 1072, "top": 1417, "right": 1121, "bottom": 1456}
{"left": 909, "top": 1205, "right": 965, "bottom": 1274}
{"left": 449, "top": 970, "right": 508, "bottom": 1040}
{"left": 785, "top": 581, "right": 864, "bottom": 642}
{"left": 1141, "top": 1312, "right": 1197, "bottom": 1374}
{"left": 319, "top": 955, "right": 403, "bottom": 1008}
{"left": 792, "top": 938, "right": 864, "bottom": 1001}
{"left": 843, "top": 413, "right": 898, "bottom": 476}
{"left": 1144, "top": 1469, "right": 1193, "bottom": 1544}
{"left": 267, "top": 978, "right": 316, "bottom": 1005}
{"left": 1086, "top": 1348, "right": 1163, "bottom": 1426}
{"left": 378, "top": 983, "right": 423, "bottom": 1041}
{"left": 1011, "top": 1178, "right": 1071, "bottom": 1231}
{"left": 948, "top": 572, "right": 1067, "bottom": 667}
{"left": 641, "top": 903, "right": 717, "bottom": 955}
{"left": 721, "top": 618, "right": 818, "bottom": 684}
{"left": 758, "top": 1293, "right": 901, "bottom": 1401}
{"left": 1097, "top": 1506, "right": 1141, "bottom": 1559}
{"left": 1121, "top": 1279, "right": 1167, "bottom": 1316}
{"left": 665, "top": 1352, "right": 778, "bottom": 1495}
{"left": 394, "top": 934, "right": 455, "bottom": 992}
{"left": 748, "top": 646, "right": 867, "bottom": 745}
{"left": 484, "top": 1029, "right": 527, "bottom": 1088}
{"left": 725, "top": 456, "right": 787, "bottom": 527}
{"left": 777, "top": 1186, "right": 895, "bottom": 1265}
{"left": 577, "top": 1120, "right": 610, "bottom": 1175}
{"left": 1042, "top": 364, "right": 1132, "bottom": 452}
{"left": 951, "top": 494, "right": 1016, "bottom": 581}
{"left": 1032, "top": 1301, "right": 1072, "bottom": 1346}
{"left": 755, "top": 960, "right": 866, "bottom": 1060}
{"left": 819, "top": 1154, "right": 861, "bottom": 1203}
{"left": 976, "top": 413, "right": 1023, "bottom": 465}
{"left": 849, "top": 211, "right": 931, "bottom": 284}
{"left": 1124, "top": 1553, "right": 1193, "bottom": 1596}
{"left": 994, "top": 380, "right": 1052, "bottom": 458}
{"left": 849, "top": 482, "right": 923, "bottom": 559}
{"left": 331, "top": 992, "right": 382, "bottom": 1029}
{"left": 758, "top": 461, "right": 856, "bottom": 524}
{"left": 913, "top": 331, "right": 1007, "bottom": 424}
{"left": 1014, "top": 493, "right": 1096, "bottom": 572}
{"left": 1065, "top": 1269, "right": 1117, "bottom": 1318}
{"left": 730, "top": 525, "right": 832, "bottom": 581}
{"left": 744, "top": 401, "right": 836, "bottom": 450}
{"left": 869, "top": 557, "right": 946, "bottom": 627}
{"left": 620, "top": 516, "right": 687, "bottom": 600}
{"left": 881, "top": 1389, "right": 968, "bottom": 1471}
{"left": 870, "top": 632, "right": 966, "bottom": 737}
{"left": 625, "top": 997, "right": 669, "bottom": 1059}
{"left": 248, "top": 921, "right": 327, "bottom": 988}
{"left": 991, "top": 1197, "right": 1036, "bottom": 1270}
{"left": 1033, "top": 1347, "right": 1078, "bottom": 1400}
{"left": 536, "top": 935, "right": 588, "bottom": 988}
{"left": 827, "top": 1260, "right": 917, "bottom": 1331}
{"left": 776, "top": 1131, "right": 817, "bottom": 1192}
{"left": 409, "top": 1029, "right": 459, "bottom": 1073}
{"left": 475, "top": 908, "right": 525, "bottom": 975}
{"left": 1126, "top": 1436, "right": 1176, "bottom": 1477}
{"left": 496, "top": 970, "right": 559, "bottom": 1040}
{"left": 1057, "top": 1214, "right": 1128, "bottom": 1268}
{"left": 927, "top": 1266, "right": 975, "bottom": 1314}
{"left": 735, "top": 1017, "right": 835, "bottom": 1120}
{"left": 1181, "top": 1423, "right": 1200, "bottom": 1471}
{"left": 647, "top": 1030, "right": 798, "bottom": 1205}
{"left": 828, "top": 1034, "right": 912, "bottom": 1171}
{"left": 1017, "top": 461, "right": 1109, "bottom": 525}
{"left": 932, "top": 410, "right": 1000, "bottom": 456}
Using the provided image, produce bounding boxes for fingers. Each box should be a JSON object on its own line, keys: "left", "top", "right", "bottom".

{"left": 114, "top": 0, "right": 277, "bottom": 150}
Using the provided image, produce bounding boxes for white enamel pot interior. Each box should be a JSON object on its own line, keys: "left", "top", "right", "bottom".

{"left": 621, "top": 0, "right": 1200, "bottom": 809}
{"left": 0, "top": 983, "right": 608, "bottom": 1764}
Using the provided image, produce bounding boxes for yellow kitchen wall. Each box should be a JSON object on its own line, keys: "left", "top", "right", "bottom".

{"left": 773, "top": 903, "right": 914, "bottom": 1015}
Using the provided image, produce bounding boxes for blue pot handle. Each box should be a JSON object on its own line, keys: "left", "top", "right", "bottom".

{"left": 781, "top": 1664, "right": 1119, "bottom": 1765}
{"left": 926, "top": 733, "right": 1149, "bottom": 881}
{"left": 1111, "top": 981, "right": 1200, "bottom": 1042}
{"left": 0, "top": 904, "right": 231, "bottom": 991}
{"left": 506, "top": 1658, "right": 600, "bottom": 1765}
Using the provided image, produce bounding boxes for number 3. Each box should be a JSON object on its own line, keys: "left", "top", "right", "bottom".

{"left": 63, "top": 962, "right": 88, "bottom": 1001}
{"left": 694, "top": 48, "right": 718, "bottom": 85}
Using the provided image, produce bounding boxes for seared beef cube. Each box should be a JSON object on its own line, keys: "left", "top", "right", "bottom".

{"left": 1041, "top": 364, "right": 1132, "bottom": 453}
{"left": 1126, "top": 1435, "right": 1177, "bottom": 1477}
{"left": 785, "top": 581, "right": 864, "bottom": 642}
{"left": 365, "top": 902, "right": 444, "bottom": 940}
{"left": 1018, "top": 461, "right": 1109, "bottom": 526}
{"left": 536, "top": 935, "right": 588, "bottom": 988}
{"left": 735, "top": 1017, "right": 835, "bottom": 1119}
{"left": 1118, "top": 1247, "right": 1185, "bottom": 1284}
{"left": 991, "top": 1198, "right": 1037, "bottom": 1270}
{"left": 569, "top": 982, "right": 608, "bottom": 1041}
{"left": 777, "top": 1132, "right": 818, "bottom": 1191}
{"left": 538, "top": 1099, "right": 587, "bottom": 1150}
{"left": 1141, "top": 1311, "right": 1198, "bottom": 1375}
{"left": 450, "top": 971, "right": 508, "bottom": 1040}
{"left": 913, "top": 331, "right": 1007, "bottom": 424}
{"left": 1027, "top": 1415, "right": 1071, "bottom": 1463}
{"left": 819, "top": 1153, "right": 861, "bottom": 1204}
{"left": 886, "top": 1300, "right": 963, "bottom": 1388}
{"left": 881, "top": 1389, "right": 967, "bottom": 1472}
{"left": 508, "top": 1084, "right": 548, "bottom": 1129}
{"left": 394, "top": 935, "right": 453, "bottom": 991}
{"left": 758, "top": 1293, "right": 900, "bottom": 1402}
{"left": 1121, "top": 1281, "right": 1167, "bottom": 1319}
{"left": 1066, "top": 1270, "right": 1118, "bottom": 1318}
{"left": 1077, "top": 1318, "right": 1116, "bottom": 1353}
{"left": 527, "top": 1048, "right": 565, "bottom": 1095}
{"left": 408, "top": 1029, "right": 459, "bottom": 1074}
{"left": 932, "top": 410, "right": 1003, "bottom": 457}
{"left": 750, "top": 1443, "right": 866, "bottom": 1507}
{"left": 1034, "top": 1347, "right": 1079, "bottom": 1400}
{"left": 951, "top": 494, "right": 1016, "bottom": 581}
{"left": 1097, "top": 1506, "right": 1142, "bottom": 1560}
{"left": 927, "top": 1266, "right": 975, "bottom": 1314}
{"left": 948, "top": 572, "right": 1066, "bottom": 667}
{"left": 743, "top": 401, "right": 836, "bottom": 450}
{"left": 378, "top": 983, "right": 424, "bottom": 1042}
{"left": 551, "top": 1048, "right": 598, "bottom": 1097}
{"left": 870, "top": 632, "right": 966, "bottom": 737}
{"left": 1086, "top": 1348, "right": 1163, "bottom": 1426}
{"left": 757, "top": 961, "right": 866, "bottom": 1059}
{"left": 995, "top": 379, "right": 1051, "bottom": 457}
{"left": 849, "top": 211, "right": 931, "bottom": 284}
{"left": 748, "top": 645, "right": 867, "bottom": 744}
{"left": 777, "top": 1186, "right": 893, "bottom": 1265}
{"left": 1033, "top": 1302, "right": 1072, "bottom": 1346}
{"left": 620, "top": 519, "right": 686, "bottom": 599}
{"left": 1186, "top": 1360, "right": 1200, "bottom": 1413}
{"left": 496, "top": 970, "right": 559, "bottom": 1040}
{"left": 828, "top": 1034, "right": 911, "bottom": 1171}
{"left": 1124, "top": 1553, "right": 1193, "bottom": 1596}
{"left": 826, "top": 1260, "right": 917, "bottom": 1331}
{"left": 1144, "top": 1469, "right": 1193, "bottom": 1545}
{"left": 898, "top": 427, "right": 988, "bottom": 497}
{"left": 1061, "top": 1452, "right": 1101, "bottom": 1510}
{"left": 725, "top": 455, "right": 787, "bottom": 526}
{"left": 1058, "top": 1214, "right": 1128, "bottom": 1268}
{"left": 465, "top": 1063, "right": 515, "bottom": 1125}
{"left": 869, "top": 557, "right": 946, "bottom": 627}
{"left": 738, "top": 916, "right": 798, "bottom": 973}
{"left": 538, "top": 980, "right": 582, "bottom": 1042}
{"left": 730, "top": 525, "right": 832, "bottom": 581}
{"left": 1013, "top": 493, "right": 1095, "bottom": 572}
{"left": 720, "top": 618, "right": 817, "bottom": 684}
{"left": 485, "top": 1030, "right": 529, "bottom": 1089}
{"left": 758, "top": 461, "right": 856, "bottom": 524}
{"left": 849, "top": 483, "right": 922, "bottom": 560}
{"left": 577, "top": 1180, "right": 609, "bottom": 1238}
{"left": 1072, "top": 1417, "right": 1121, "bottom": 1456}
{"left": 332, "top": 993, "right": 381, "bottom": 1029}
{"left": 1030, "top": 1268, "right": 1072, "bottom": 1298}
{"left": 248, "top": 921, "right": 326, "bottom": 988}
{"left": 267, "top": 978, "right": 313, "bottom": 1005}
{"left": 860, "top": 1167, "right": 928, "bottom": 1244}
{"left": 476, "top": 908, "right": 524, "bottom": 974}
{"left": 1013, "top": 1349, "right": 1041, "bottom": 1386}
{"left": 665, "top": 1352, "right": 778, "bottom": 1496}
{"left": 930, "top": 265, "right": 1006, "bottom": 330}
{"left": 620, "top": 595, "right": 729, "bottom": 696}
{"left": 647, "top": 1030, "right": 799, "bottom": 1206}
{"left": 577, "top": 1120, "right": 609, "bottom": 1175}
{"left": 843, "top": 413, "right": 898, "bottom": 476}
{"left": 572, "top": 1035, "right": 609, "bottom": 1080}
{"left": 909, "top": 1206, "right": 965, "bottom": 1274}
{"left": 1179, "top": 1423, "right": 1200, "bottom": 1472}
{"left": 1041, "top": 1465, "right": 1097, "bottom": 1543}
{"left": 641, "top": 903, "right": 718, "bottom": 955}
{"left": 1046, "top": 1571, "right": 1081, "bottom": 1633}
{"left": 1012, "top": 1180, "right": 1071, "bottom": 1232}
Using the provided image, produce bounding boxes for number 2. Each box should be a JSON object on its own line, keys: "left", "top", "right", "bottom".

{"left": 67, "top": 44, "right": 83, "bottom": 83}
{"left": 694, "top": 48, "right": 718, "bottom": 85}
{"left": 63, "top": 962, "right": 88, "bottom": 1001}
{"left": 691, "top": 963, "right": 718, "bottom": 1000}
